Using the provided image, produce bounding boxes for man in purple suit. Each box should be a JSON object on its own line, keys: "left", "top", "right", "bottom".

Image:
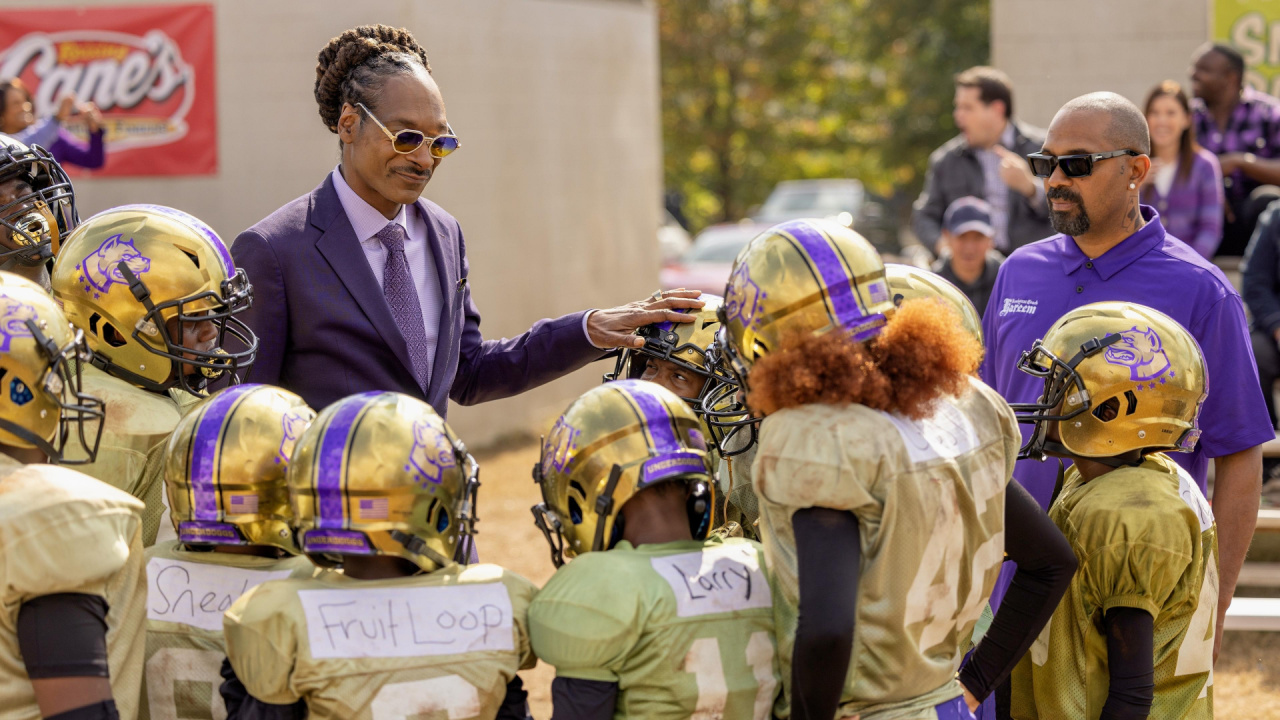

{"left": 234, "top": 25, "right": 697, "bottom": 417}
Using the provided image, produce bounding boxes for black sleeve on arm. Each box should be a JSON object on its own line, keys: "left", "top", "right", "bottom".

{"left": 549, "top": 677, "right": 618, "bottom": 720}
{"left": 959, "top": 481, "right": 1077, "bottom": 701}
{"left": 791, "top": 507, "right": 861, "bottom": 720}
{"left": 1100, "top": 607, "right": 1155, "bottom": 720}
{"left": 16, "top": 593, "right": 109, "bottom": 678}
{"left": 496, "top": 675, "right": 533, "bottom": 720}
{"left": 46, "top": 701, "right": 119, "bottom": 720}
{"left": 219, "top": 657, "right": 306, "bottom": 720}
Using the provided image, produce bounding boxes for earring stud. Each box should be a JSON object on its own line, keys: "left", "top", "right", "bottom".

{"left": 1129, "top": 182, "right": 1136, "bottom": 189}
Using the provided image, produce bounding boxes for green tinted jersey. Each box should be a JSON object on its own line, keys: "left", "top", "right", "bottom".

{"left": 139, "top": 541, "right": 319, "bottom": 720}
{"left": 717, "top": 442, "right": 762, "bottom": 541}
{"left": 529, "top": 536, "right": 779, "bottom": 719}
{"left": 224, "top": 563, "right": 537, "bottom": 719}
{"left": 1011, "top": 454, "right": 1217, "bottom": 720}
{"left": 753, "top": 378, "right": 1018, "bottom": 719}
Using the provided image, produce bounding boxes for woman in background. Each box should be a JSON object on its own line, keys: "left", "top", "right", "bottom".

{"left": 0, "top": 77, "right": 106, "bottom": 170}
{"left": 1141, "top": 80, "right": 1223, "bottom": 258}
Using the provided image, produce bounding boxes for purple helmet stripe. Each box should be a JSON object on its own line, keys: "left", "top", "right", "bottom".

{"left": 617, "top": 380, "right": 679, "bottom": 452}
{"left": 188, "top": 384, "right": 259, "bottom": 521}
{"left": 780, "top": 221, "right": 866, "bottom": 329}
{"left": 314, "top": 392, "right": 381, "bottom": 528}
{"left": 119, "top": 203, "right": 236, "bottom": 275}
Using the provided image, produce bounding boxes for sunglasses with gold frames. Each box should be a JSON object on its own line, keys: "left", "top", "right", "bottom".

{"left": 356, "top": 102, "right": 460, "bottom": 158}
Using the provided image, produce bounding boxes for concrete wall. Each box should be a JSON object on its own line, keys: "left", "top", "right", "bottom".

{"left": 10, "top": 0, "right": 662, "bottom": 446}
{"left": 993, "top": 0, "right": 1210, "bottom": 129}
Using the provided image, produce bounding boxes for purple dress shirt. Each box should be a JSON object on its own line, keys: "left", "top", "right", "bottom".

{"left": 981, "top": 205, "right": 1272, "bottom": 506}
{"left": 1140, "top": 148, "right": 1223, "bottom": 259}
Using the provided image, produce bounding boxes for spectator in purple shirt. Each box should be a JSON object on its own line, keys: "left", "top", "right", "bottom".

{"left": 0, "top": 78, "right": 105, "bottom": 170}
{"left": 1192, "top": 43, "right": 1280, "bottom": 256}
{"left": 1142, "top": 80, "right": 1224, "bottom": 258}
{"left": 980, "top": 92, "right": 1269, "bottom": 679}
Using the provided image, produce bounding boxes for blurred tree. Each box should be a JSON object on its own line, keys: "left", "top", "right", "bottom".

{"left": 659, "top": 0, "right": 989, "bottom": 234}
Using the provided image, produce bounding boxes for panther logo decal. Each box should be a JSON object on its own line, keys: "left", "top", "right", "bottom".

{"left": 275, "top": 409, "right": 313, "bottom": 465}
{"left": 0, "top": 295, "right": 36, "bottom": 353}
{"left": 541, "top": 415, "right": 579, "bottom": 478}
{"left": 406, "top": 418, "right": 456, "bottom": 487}
{"left": 724, "top": 262, "right": 766, "bottom": 329}
{"left": 77, "top": 234, "right": 151, "bottom": 298}
{"left": 1104, "top": 326, "right": 1172, "bottom": 383}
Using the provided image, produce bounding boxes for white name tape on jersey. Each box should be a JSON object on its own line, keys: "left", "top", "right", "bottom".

{"left": 147, "top": 558, "right": 292, "bottom": 632}
{"left": 883, "top": 401, "right": 980, "bottom": 463}
{"left": 298, "top": 583, "right": 515, "bottom": 659}
{"left": 651, "top": 544, "right": 772, "bottom": 618}
{"left": 1176, "top": 465, "right": 1215, "bottom": 533}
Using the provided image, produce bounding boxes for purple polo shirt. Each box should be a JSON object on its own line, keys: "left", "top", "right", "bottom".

{"left": 980, "top": 206, "right": 1272, "bottom": 507}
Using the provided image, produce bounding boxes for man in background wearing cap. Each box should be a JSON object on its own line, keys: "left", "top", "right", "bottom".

{"left": 933, "top": 196, "right": 1003, "bottom": 316}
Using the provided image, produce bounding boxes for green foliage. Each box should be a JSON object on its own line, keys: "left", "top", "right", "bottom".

{"left": 659, "top": 0, "right": 990, "bottom": 232}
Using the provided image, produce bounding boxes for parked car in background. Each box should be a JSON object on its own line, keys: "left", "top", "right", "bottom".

{"left": 754, "top": 178, "right": 895, "bottom": 252}
{"left": 658, "top": 209, "right": 692, "bottom": 264}
{"left": 659, "top": 221, "right": 768, "bottom": 295}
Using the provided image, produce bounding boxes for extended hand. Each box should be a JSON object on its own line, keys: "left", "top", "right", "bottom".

{"left": 961, "top": 685, "right": 980, "bottom": 713}
{"left": 995, "top": 145, "right": 1038, "bottom": 198}
{"left": 586, "top": 289, "right": 703, "bottom": 349}
{"left": 80, "top": 103, "right": 103, "bottom": 134}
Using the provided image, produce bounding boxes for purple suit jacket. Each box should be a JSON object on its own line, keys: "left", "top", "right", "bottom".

{"left": 232, "top": 175, "right": 601, "bottom": 415}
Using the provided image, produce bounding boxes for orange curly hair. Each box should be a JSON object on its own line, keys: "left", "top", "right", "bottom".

{"left": 747, "top": 298, "right": 983, "bottom": 419}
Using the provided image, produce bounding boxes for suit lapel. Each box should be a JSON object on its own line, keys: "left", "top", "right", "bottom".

{"left": 419, "top": 199, "right": 459, "bottom": 402}
{"left": 310, "top": 177, "right": 419, "bottom": 385}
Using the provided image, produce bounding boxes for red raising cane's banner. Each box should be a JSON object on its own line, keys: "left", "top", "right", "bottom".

{"left": 0, "top": 4, "right": 216, "bottom": 176}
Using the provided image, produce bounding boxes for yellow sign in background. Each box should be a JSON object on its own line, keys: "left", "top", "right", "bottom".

{"left": 1215, "top": 0, "right": 1280, "bottom": 95}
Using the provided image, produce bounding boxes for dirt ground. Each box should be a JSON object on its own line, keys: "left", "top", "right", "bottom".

{"left": 475, "top": 440, "right": 1280, "bottom": 719}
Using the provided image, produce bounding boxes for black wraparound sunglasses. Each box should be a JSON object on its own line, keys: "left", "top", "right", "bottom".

{"left": 1026, "top": 149, "right": 1140, "bottom": 178}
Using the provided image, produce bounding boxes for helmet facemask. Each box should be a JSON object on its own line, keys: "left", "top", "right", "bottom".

{"left": 0, "top": 317, "right": 105, "bottom": 463}
{"left": 1011, "top": 333, "right": 1122, "bottom": 461}
{"left": 0, "top": 143, "right": 76, "bottom": 266}
{"left": 699, "top": 326, "right": 758, "bottom": 456}
{"left": 113, "top": 263, "right": 258, "bottom": 396}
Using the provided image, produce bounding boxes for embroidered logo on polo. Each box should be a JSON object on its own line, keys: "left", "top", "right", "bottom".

{"left": 406, "top": 418, "right": 456, "bottom": 487}
{"left": 0, "top": 295, "right": 36, "bottom": 352}
{"left": 999, "top": 298, "right": 1038, "bottom": 317}
{"left": 77, "top": 234, "right": 151, "bottom": 298}
{"left": 1104, "top": 325, "right": 1174, "bottom": 389}
{"left": 724, "top": 262, "right": 766, "bottom": 329}
{"left": 275, "top": 409, "right": 312, "bottom": 465}
{"left": 541, "top": 415, "right": 579, "bottom": 477}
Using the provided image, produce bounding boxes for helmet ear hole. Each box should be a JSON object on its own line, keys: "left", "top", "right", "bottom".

{"left": 101, "top": 322, "right": 127, "bottom": 348}
{"left": 567, "top": 496, "right": 584, "bottom": 525}
{"left": 181, "top": 249, "right": 200, "bottom": 268}
{"left": 1124, "top": 390, "right": 1138, "bottom": 416}
{"left": 1092, "top": 396, "right": 1120, "bottom": 422}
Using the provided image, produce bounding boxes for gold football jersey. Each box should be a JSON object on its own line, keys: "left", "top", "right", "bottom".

{"left": 224, "top": 563, "right": 537, "bottom": 719}
{"left": 753, "top": 377, "right": 1017, "bottom": 719}
{"left": 139, "top": 541, "right": 319, "bottom": 720}
{"left": 1010, "top": 454, "right": 1216, "bottom": 720}
{"left": 0, "top": 455, "right": 147, "bottom": 720}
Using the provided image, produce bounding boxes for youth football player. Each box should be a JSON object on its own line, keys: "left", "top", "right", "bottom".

{"left": 0, "top": 271, "right": 147, "bottom": 720}
{"left": 222, "top": 391, "right": 536, "bottom": 719}
{"left": 530, "top": 379, "right": 778, "bottom": 719}
{"left": 50, "top": 204, "right": 258, "bottom": 545}
{"left": 0, "top": 135, "right": 77, "bottom": 287}
{"left": 716, "top": 218, "right": 1077, "bottom": 719}
{"left": 139, "top": 384, "right": 318, "bottom": 720}
{"left": 1010, "top": 302, "right": 1216, "bottom": 719}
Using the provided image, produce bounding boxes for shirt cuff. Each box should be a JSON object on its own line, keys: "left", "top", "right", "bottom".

{"left": 583, "top": 310, "right": 605, "bottom": 350}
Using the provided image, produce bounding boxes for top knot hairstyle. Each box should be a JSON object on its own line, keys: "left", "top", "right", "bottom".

{"left": 314, "top": 25, "right": 432, "bottom": 134}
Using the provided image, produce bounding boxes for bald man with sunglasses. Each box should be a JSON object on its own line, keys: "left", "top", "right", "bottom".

{"left": 231, "top": 25, "right": 696, "bottom": 421}
{"left": 973, "top": 92, "right": 1269, "bottom": 717}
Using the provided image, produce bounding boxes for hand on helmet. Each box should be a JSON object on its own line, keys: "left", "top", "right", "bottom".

{"left": 586, "top": 289, "right": 703, "bottom": 349}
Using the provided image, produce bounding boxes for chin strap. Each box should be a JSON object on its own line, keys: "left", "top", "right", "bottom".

{"left": 592, "top": 464, "right": 625, "bottom": 553}
{"left": 0, "top": 416, "right": 60, "bottom": 462}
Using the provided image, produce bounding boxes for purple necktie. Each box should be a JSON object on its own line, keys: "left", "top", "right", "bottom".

{"left": 376, "top": 223, "right": 431, "bottom": 389}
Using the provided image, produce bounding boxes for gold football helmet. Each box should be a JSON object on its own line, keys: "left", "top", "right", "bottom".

{"left": 885, "top": 264, "right": 983, "bottom": 345}
{"left": 0, "top": 271, "right": 103, "bottom": 462}
{"left": 705, "top": 219, "right": 893, "bottom": 451}
{"left": 1013, "top": 302, "right": 1207, "bottom": 461}
{"left": 164, "top": 384, "right": 316, "bottom": 551}
{"left": 50, "top": 204, "right": 258, "bottom": 396}
{"left": 532, "top": 380, "right": 715, "bottom": 567}
{"left": 0, "top": 135, "right": 77, "bottom": 266}
{"left": 289, "top": 392, "right": 480, "bottom": 573}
